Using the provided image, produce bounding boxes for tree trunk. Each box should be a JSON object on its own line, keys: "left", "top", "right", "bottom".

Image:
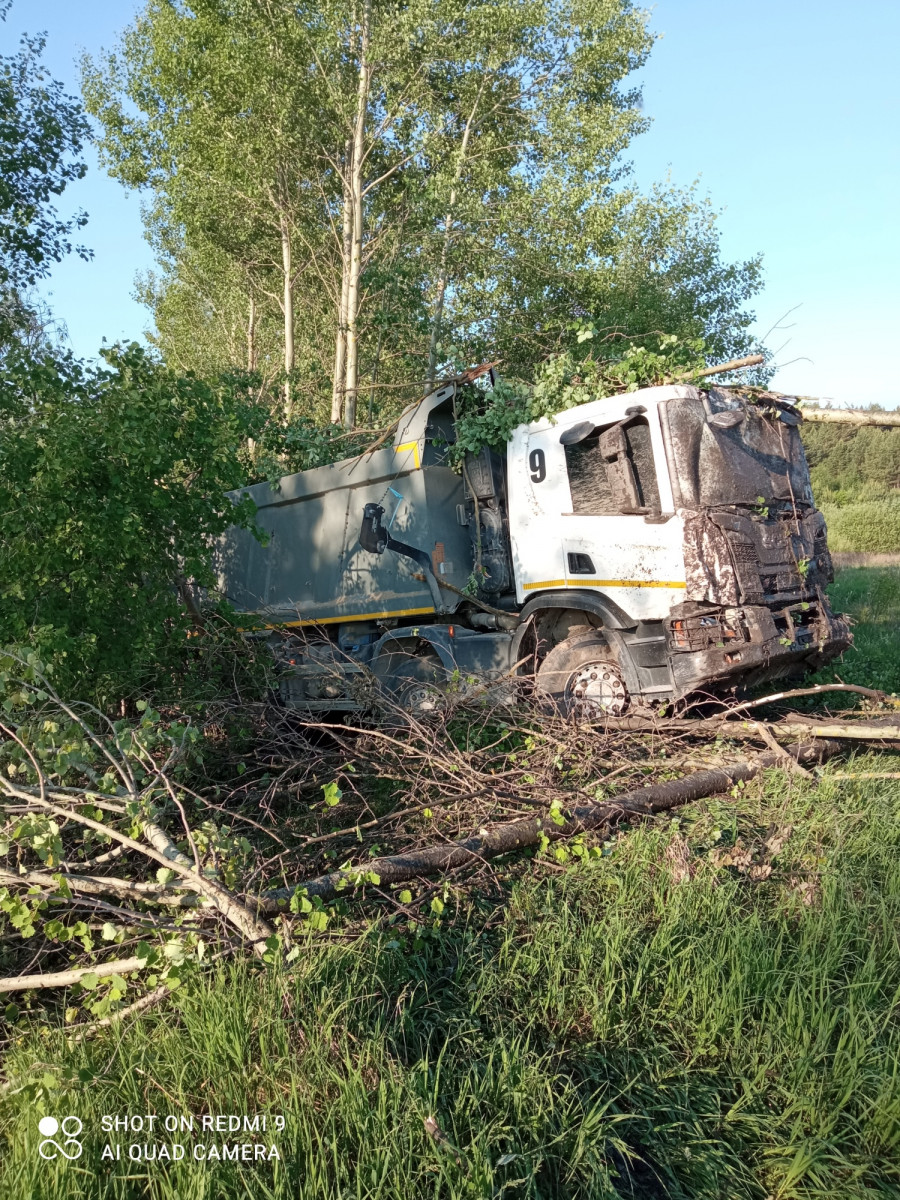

{"left": 343, "top": 0, "right": 371, "bottom": 431}
{"left": 331, "top": 139, "right": 354, "bottom": 425}
{"left": 426, "top": 89, "right": 481, "bottom": 388}
{"left": 246, "top": 292, "right": 257, "bottom": 371}
{"left": 280, "top": 211, "right": 295, "bottom": 421}
{"left": 801, "top": 408, "right": 900, "bottom": 428}
{"left": 368, "top": 319, "right": 384, "bottom": 425}
{"left": 426, "top": 221, "right": 452, "bottom": 389}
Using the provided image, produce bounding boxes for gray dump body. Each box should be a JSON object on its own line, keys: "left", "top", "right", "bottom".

{"left": 216, "top": 446, "right": 472, "bottom": 628}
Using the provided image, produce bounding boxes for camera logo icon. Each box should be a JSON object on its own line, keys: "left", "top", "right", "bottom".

{"left": 38, "top": 1115, "right": 83, "bottom": 1160}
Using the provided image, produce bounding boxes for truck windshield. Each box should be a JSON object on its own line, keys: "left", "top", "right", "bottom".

{"left": 660, "top": 395, "right": 813, "bottom": 510}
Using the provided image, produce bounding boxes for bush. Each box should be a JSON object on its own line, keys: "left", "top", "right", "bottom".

{"left": 0, "top": 342, "right": 267, "bottom": 705}
{"left": 821, "top": 499, "right": 900, "bottom": 553}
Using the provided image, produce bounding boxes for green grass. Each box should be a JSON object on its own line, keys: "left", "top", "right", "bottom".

{"left": 818, "top": 567, "right": 900, "bottom": 694}
{"left": 2, "top": 569, "right": 900, "bottom": 1199}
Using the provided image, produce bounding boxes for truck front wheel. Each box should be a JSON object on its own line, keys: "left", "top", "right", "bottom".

{"left": 535, "top": 633, "right": 629, "bottom": 717}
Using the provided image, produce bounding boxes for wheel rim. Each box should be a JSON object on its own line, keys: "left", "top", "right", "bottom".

{"left": 398, "top": 680, "right": 444, "bottom": 715}
{"left": 566, "top": 660, "right": 628, "bottom": 716}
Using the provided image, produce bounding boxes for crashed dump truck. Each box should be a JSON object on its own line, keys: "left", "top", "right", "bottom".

{"left": 215, "top": 371, "right": 851, "bottom": 714}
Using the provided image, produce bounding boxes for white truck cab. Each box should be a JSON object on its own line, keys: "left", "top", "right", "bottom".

{"left": 507, "top": 385, "right": 689, "bottom": 619}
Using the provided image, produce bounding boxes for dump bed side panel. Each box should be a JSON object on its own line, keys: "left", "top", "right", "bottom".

{"left": 215, "top": 449, "right": 471, "bottom": 626}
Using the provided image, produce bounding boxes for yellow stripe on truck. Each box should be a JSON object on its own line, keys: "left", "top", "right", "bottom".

{"left": 278, "top": 605, "right": 435, "bottom": 628}
{"left": 523, "top": 579, "right": 687, "bottom": 591}
{"left": 395, "top": 440, "right": 421, "bottom": 469}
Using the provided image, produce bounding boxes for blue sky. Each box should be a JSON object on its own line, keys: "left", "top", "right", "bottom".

{"left": 4, "top": 0, "right": 898, "bottom": 407}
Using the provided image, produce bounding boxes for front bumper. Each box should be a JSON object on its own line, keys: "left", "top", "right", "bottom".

{"left": 667, "top": 600, "right": 852, "bottom": 696}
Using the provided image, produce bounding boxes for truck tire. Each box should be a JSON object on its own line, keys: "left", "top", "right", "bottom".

{"left": 372, "top": 653, "right": 447, "bottom": 717}
{"left": 535, "top": 632, "right": 629, "bottom": 717}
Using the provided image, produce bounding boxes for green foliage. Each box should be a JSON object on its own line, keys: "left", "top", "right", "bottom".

{"left": 0, "top": 2, "right": 90, "bottom": 294}
{"left": 799, "top": 413, "right": 900, "bottom": 553}
{"left": 250, "top": 413, "right": 375, "bottom": 478}
{"left": 804, "top": 417, "right": 900, "bottom": 502}
{"left": 453, "top": 332, "right": 708, "bottom": 456}
{"left": 84, "top": 0, "right": 766, "bottom": 424}
{"left": 820, "top": 499, "right": 900, "bottom": 554}
{"left": 0, "top": 690, "right": 219, "bottom": 1022}
{"left": 0, "top": 342, "right": 266, "bottom": 703}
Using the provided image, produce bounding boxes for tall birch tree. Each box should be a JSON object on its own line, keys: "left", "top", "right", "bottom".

{"left": 85, "top": 1, "right": 764, "bottom": 426}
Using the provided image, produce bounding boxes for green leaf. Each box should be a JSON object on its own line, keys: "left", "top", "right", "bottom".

{"left": 322, "top": 781, "right": 342, "bottom": 807}
{"left": 162, "top": 941, "right": 185, "bottom": 965}
{"left": 398, "top": 889, "right": 412, "bottom": 905}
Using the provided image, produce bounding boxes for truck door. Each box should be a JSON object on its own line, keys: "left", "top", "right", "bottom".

{"left": 555, "top": 411, "right": 686, "bottom": 621}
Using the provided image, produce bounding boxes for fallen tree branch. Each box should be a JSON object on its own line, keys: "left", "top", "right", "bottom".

{"left": 746, "top": 720, "right": 900, "bottom": 742}
{"left": 721, "top": 683, "right": 889, "bottom": 714}
{"left": 410, "top": 571, "right": 520, "bottom": 620}
{"left": 68, "top": 984, "right": 170, "bottom": 1042}
{"left": 0, "top": 955, "right": 150, "bottom": 995}
{"left": 0, "top": 867, "right": 211, "bottom": 908}
{"left": 255, "top": 739, "right": 842, "bottom": 911}
{"left": 670, "top": 354, "right": 764, "bottom": 382}
{"left": 592, "top": 714, "right": 900, "bottom": 742}
{"left": 831, "top": 772, "right": 900, "bottom": 780}
{"left": 801, "top": 407, "right": 900, "bottom": 428}
{"left": 751, "top": 721, "right": 813, "bottom": 778}
{"left": 1, "top": 783, "right": 273, "bottom": 952}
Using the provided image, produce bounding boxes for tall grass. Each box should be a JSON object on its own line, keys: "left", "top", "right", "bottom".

{"left": 2, "top": 762, "right": 899, "bottom": 1199}
{"left": 2, "top": 568, "right": 899, "bottom": 1199}
{"left": 821, "top": 567, "right": 900, "bottom": 693}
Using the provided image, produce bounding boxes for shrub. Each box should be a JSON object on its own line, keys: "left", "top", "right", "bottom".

{"left": 821, "top": 499, "right": 900, "bottom": 553}
{"left": 0, "top": 342, "right": 266, "bottom": 705}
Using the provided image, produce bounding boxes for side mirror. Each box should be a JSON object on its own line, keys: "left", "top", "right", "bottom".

{"left": 559, "top": 420, "right": 596, "bottom": 446}
{"left": 708, "top": 410, "right": 744, "bottom": 429}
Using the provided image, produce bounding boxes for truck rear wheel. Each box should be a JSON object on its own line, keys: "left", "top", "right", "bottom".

{"left": 535, "top": 632, "right": 629, "bottom": 717}
{"left": 372, "top": 652, "right": 447, "bottom": 717}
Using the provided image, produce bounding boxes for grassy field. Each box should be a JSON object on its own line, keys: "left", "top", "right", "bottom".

{"left": 1, "top": 570, "right": 899, "bottom": 1199}
{"left": 814, "top": 567, "right": 900, "bottom": 694}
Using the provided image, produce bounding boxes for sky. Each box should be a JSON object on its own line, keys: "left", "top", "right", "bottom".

{"left": 3, "top": 0, "right": 898, "bottom": 408}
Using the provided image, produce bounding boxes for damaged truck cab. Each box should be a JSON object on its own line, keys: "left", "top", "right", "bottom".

{"left": 216, "top": 375, "right": 851, "bottom": 714}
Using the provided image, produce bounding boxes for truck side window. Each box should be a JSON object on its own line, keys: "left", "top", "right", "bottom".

{"left": 565, "top": 417, "right": 660, "bottom": 515}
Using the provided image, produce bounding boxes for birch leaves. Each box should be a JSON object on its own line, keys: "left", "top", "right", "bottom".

{"left": 84, "top": 3, "right": 757, "bottom": 427}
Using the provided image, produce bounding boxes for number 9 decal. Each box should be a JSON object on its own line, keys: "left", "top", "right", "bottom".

{"left": 529, "top": 448, "right": 546, "bottom": 483}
